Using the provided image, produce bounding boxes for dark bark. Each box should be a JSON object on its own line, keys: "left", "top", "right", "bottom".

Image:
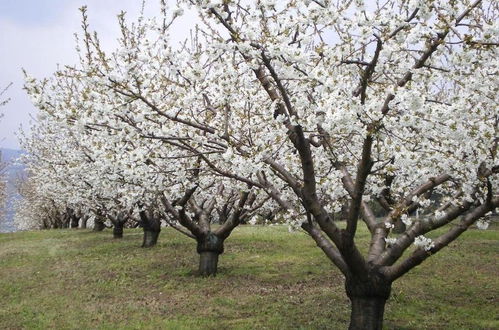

{"left": 140, "top": 213, "right": 161, "bottom": 247}
{"left": 142, "top": 228, "right": 160, "bottom": 247}
{"left": 93, "top": 218, "right": 105, "bottom": 231}
{"left": 346, "top": 274, "right": 392, "bottom": 330}
{"left": 349, "top": 296, "right": 387, "bottom": 330}
{"left": 113, "top": 222, "right": 124, "bottom": 239}
{"left": 70, "top": 215, "right": 80, "bottom": 229}
{"left": 196, "top": 232, "right": 224, "bottom": 276}
{"left": 110, "top": 213, "right": 128, "bottom": 239}
{"left": 81, "top": 216, "right": 88, "bottom": 229}
{"left": 199, "top": 251, "right": 220, "bottom": 276}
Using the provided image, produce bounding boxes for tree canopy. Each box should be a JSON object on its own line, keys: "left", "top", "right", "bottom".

{"left": 18, "top": 1, "right": 498, "bottom": 328}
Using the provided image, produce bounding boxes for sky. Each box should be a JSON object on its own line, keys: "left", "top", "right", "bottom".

{"left": 0, "top": 0, "right": 193, "bottom": 150}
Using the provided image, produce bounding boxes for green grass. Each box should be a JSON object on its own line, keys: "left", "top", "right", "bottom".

{"left": 0, "top": 224, "right": 497, "bottom": 329}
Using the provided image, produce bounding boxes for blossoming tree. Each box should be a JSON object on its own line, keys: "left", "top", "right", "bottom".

{"left": 101, "top": 0, "right": 497, "bottom": 327}
{"left": 23, "top": 0, "right": 498, "bottom": 327}
{"left": 22, "top": 6, "right": 273, "bottom": 275}
{"left": 178, "top": 0, "right": 498, "bottom": 328}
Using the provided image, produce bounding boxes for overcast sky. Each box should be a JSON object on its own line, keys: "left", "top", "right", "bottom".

{"left": 0, "top": 0, "right": 193, "bottom": 150}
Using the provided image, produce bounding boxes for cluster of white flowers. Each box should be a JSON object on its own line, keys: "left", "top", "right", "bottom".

{"left": 401, "top": 214, "right": 413, "bottom": 227}
{"left": 476, "top": 219, "right": 490, "bottom": 230}
{"left": 385, "top": 237, "right": 397, "bottom": 246}
{"left": 414, "top": 235, "right": 435, "bottom": 251}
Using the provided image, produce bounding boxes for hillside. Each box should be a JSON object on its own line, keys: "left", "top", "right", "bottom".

{"left": 0, "top": 148, "right": 24, "bottom": 232}
{"left": 1, "top": 147, "right": 23, "bottom": 164}
{"left": 0, "top": 225, "right": 497, "bottom": 329}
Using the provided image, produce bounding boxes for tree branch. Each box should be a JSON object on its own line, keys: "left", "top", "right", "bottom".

{"left": 302, "top": 221, "right": 350, "bottom": 276}
{"left": 384, "top": 195, "right": 498, "bottom": 281}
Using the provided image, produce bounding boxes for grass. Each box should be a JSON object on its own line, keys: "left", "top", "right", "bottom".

{"left": 0, "top": 223, "right": 497, "bottom": 329}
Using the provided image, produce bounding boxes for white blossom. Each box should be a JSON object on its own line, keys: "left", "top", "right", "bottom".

{"left": 414, "top": 235, "right": 435, "bottom": 251}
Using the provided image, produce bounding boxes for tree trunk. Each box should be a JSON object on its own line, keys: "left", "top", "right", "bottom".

{"left": 199, "top": 251, "right": 220, "bottom": 276}
{"left": 113, "top": 222, "right": 124, "bottom": 239}
{"left": 70, "top": 216, "right": 79, "bottom": 229}
{"left": 141, "top": 216, "right": 161, "bottom": 247}
{"left": 196, "top": 232, "right": 224, "bottom": 276}
{"left": 346, "top": 274, "right": 391, "bottom": 330}
{"left": 349, "top": 296, "right": 387, "bottom": 330}
{"left": 81, "top": 216, "right": 88, "bottom": 229}
{"left": 142, "top": 228, "right": 160, "bottom": 247}
{"left": 93, "top": 219, "right": 105, "bottom": 231}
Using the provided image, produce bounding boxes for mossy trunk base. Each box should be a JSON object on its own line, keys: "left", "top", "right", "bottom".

{"left": 349, "top": 296, "right": 387, "bottom": 330}
{"left": 142, "top": 229, "right": 160, "bottom": 247}
{"left": 196, "top": 232, "right": 224, "bottom": 277}
{"left": 113, "top": 224, "right": 124, "bottom": 239}
{"left": 198, "top": 251, "right": 220, "bottom": 276}
{"left": 346, "top": 275, "right": 391, "bottom": 330}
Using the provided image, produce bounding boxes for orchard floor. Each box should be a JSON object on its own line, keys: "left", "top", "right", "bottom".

{"left": 0, "top": 223, "right": 497, "bottom": 329}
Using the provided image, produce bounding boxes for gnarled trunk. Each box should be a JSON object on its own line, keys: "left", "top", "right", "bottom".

{"left": 141, "top": 216, "right": 161, "bottom": 247}
{"left": 197, "top": 232, "right": 224, "bottom": 276}
{"left": 346, "top": 274, "right": 391, "bottom": 330}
